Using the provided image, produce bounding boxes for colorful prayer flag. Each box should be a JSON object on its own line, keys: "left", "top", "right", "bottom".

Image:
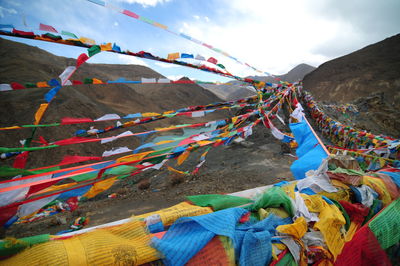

{"left": 39, "top": 23, "right": 58, "bottom": 33}
{"left": 167, "top": 52, "right": 180, "bottom": 60}
{"left": 61, "top": 30, "right": 78, "bottom": 39}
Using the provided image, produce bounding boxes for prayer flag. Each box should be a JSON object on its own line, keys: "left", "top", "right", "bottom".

{"left": 112, "top": 43, "right": 121, "bottom": 52}
{"left": 88, "top": 45, "right": 101, "bottom": 57}
{"left": 34, "top": 103, "right": 49, "bottom": 125}
{"left": 39, "top": 23, "right": 58, "bottom": 33}
{"left": 76, "top": 53, "right": 89, "bottom": 68}
{"left": 181, "top": 53, "right": 194, "bottom": 59}
{"left": 195, "top": 54, "right": 205, "bottom": 61}
{"left": 207, "top": 57, "right": 218, "bottom": 64}
{"left": 100, "top": 43, "right": 112, "bottom": 51}
{"left": 167, "top": 52, "right": 180, "bottom": 60}
{"left": 61, "top": 30, "right": 78, "bottom": 39}
{"left": 123, "top": 9, "right": 139, "bottom": 19}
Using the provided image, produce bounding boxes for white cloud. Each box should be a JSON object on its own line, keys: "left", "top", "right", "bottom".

{"left": 168, "top": 0, "right": 399, "bottom": 76}
{"left": 0, "top": 6, "right": 17, "bottom": 18}
{"left": 115, "top": 0, "right": 171, "bottom": 8}
{"left": 114, "top": 21, "right": 119, "bottom": 27}
{"left": 155, "top": 62, "right": 179, "bottom": 68}
{"left": 204, "top": 16, "right": 210, "bottom": 22}
{"left": 193, "top": 15, "right": 200, "bottom": 20}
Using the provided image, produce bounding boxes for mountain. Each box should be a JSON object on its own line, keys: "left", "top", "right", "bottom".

{"left": 0, "top": 38, "right": 225, "bottom": 168}
{"left": 201, "top": 63, "right": 315, "bottom": 100}
{"left": 302, "top": 34, "right": 400, "bottom": 137}
{"left": 302, "top": 34, "right": 400, "bottom": 105}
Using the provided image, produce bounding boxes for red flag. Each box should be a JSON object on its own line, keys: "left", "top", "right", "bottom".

{"left": 76, "top": 53, "right": 89, "bottom": 68}
{"left": 0, "top": 205, "right": 19, "bottom": 227}
{"left": 61, "top": 117, "right": 94, "bottom": 125}
{"left": 72, "top": 80, "right": 83, "bottom": 85}
{"left": 59, "top": 155, "right": 102, "bottom": 166}
{"left": 12, "top": 28, "right": 35, "bottom": 36}
{"left": 13, "top": 151, "right": 29, "bottom": 169}
{"left": 10, "top": 82, "right": 25, "bottom": 90}
{"left": 207, "top": 57, "right": 218, "bottom": 64}
{"left": 122, "top": 9, "right": 139, "bottom": 19}
{"left": 39, "top": 23, "right": 58, "bottom": 33}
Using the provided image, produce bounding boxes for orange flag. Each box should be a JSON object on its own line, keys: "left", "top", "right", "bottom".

{"left": 34, "top": 103, "right": 49, "bottom": 125}
{"left": 167, "top": 52, "right": 180, "bottom": 60}
{"left": 36, "top": 81, "right": 49, "bottom": 88}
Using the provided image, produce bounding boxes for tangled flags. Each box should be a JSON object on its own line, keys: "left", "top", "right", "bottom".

{"left": 1, "top": 157, "right": 399, "bottom": 264}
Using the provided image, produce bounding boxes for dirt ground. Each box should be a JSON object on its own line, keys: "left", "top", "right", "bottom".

{"left": 4, "top": 124, "right": 295, "bottom": 238}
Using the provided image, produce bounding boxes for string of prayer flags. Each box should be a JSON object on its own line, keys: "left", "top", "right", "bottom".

{"left": 39, "top": 23, "right": 58, "bottom": 33}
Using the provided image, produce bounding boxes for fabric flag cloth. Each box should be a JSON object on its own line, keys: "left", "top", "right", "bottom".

{"left": 36, "top": 81, "right": 49, "bottom": 88}
{"left": 79, "top": 37, "right": 96, "bottom": 45}
{"left": 157, "top": 78, "right": 170, "bottom": 83}
{"left": 10, "top": 82, "right": 25, "bottom": 90}
{"left": 12, "top": 29, "right": 35, "bottom": 36}
{"left": 59, "top": 66, "right": 76, "bottom": 85}
{"left": 141, "top": 78, "right": 156, "bottom": 83}
{"left": 34, "top": 103, "right": 49, "bottom": 125}
{"left": 207, "top": 57, "right": 218, "bottom": 64}
{"left": 102, "top": 147, "right": 132, "bottom": 157}
{"left": 100, "top": 43, "right": 112, "bottom": 51}
{"left": 61, "top": 117, "right": 93, "bottom": 125}
{"left": 94, "top": 113, "right": 121, "bottom": 121}
{"left": 289, "top": 120, "right": 328, "bottom": 179}
{"left": 88, "top": 45, "right": 101, "bottom": 57}
{"left": 186, "top": 194, "right": 253, "bottom": 211}
{"left": 167, "top": 53, "right": 180, "bottom": 60}
{"left": 0, "top": 24, "right": 14, "bottom": 29}
{"left": 195, "top": 54, "right": 206, "bottom": 61}
{"left": 152, "top": 208, "right": 247, "bottom": 266}
{"left": 181, "top": 53, "right": 194, "bottom": 59}
{"left": 0, "top": 84, "right": 12, "bottom": 91}
{"left": 61, "top": 30, "right": 78, "bottom": 39}
{"left": 76, "top": 53, "right": 89, "bottom": 68}
{"left": 101, "top": 131, "right": 133, "bottom": 144}
{"left": 44, "top": 86, "right": 61, "bottom": 102}
{"left": 58, "top": 155, "right": 102, "bottom": 166}
{"left": 112, "top": 43, "right": 121, "bottom": 52}
{"left": 39, "top": 23, "right": 58, "bottom": 33}
{"left": 122, "top": 9, "right": 139, "bottom": 18}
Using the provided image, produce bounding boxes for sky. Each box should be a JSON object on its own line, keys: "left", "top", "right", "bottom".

{"left": 0, "top": 0, "right": 399, "bottom": 82}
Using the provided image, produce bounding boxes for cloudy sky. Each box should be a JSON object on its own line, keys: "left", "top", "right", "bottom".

{"left": 1, "top": 0, "right": 399, "bottom": 82}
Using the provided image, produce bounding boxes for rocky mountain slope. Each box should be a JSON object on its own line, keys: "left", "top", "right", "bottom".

{"left": 0, "top": 38, "right": 225, "bottom": 168}
{"left": 302, "top": 34, "right": 400, "bottom": 137}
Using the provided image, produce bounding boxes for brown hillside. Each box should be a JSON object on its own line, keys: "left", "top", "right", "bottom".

{"left": 303, "top": 34, "right": 400, "bottom": 106}
{"left": 0, "top": 38, "right": 225, "bottom": 168}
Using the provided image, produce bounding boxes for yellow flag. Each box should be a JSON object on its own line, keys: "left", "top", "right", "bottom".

{"left": 100, "top": 42, "right": 112, "bottom": 51}
{"left": 167, "top": 52, "right": 180, "bottom": 60}
{"left": 79, "top": 36, "right": 96, "bottom": 45}
{"left": 142, "top": 112, "right": 160, "bottom": 117}
{"left": 117, "top": 151, "right": 151, "bottom": 163}
{"left": 34, "top": 103, "right": 49, "bottom": 125}
{"left": 84, "top": 177, "right": 118, "bottom": 199}
{"left": 177, "top": 150, "right": 190, "bottom": 165}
